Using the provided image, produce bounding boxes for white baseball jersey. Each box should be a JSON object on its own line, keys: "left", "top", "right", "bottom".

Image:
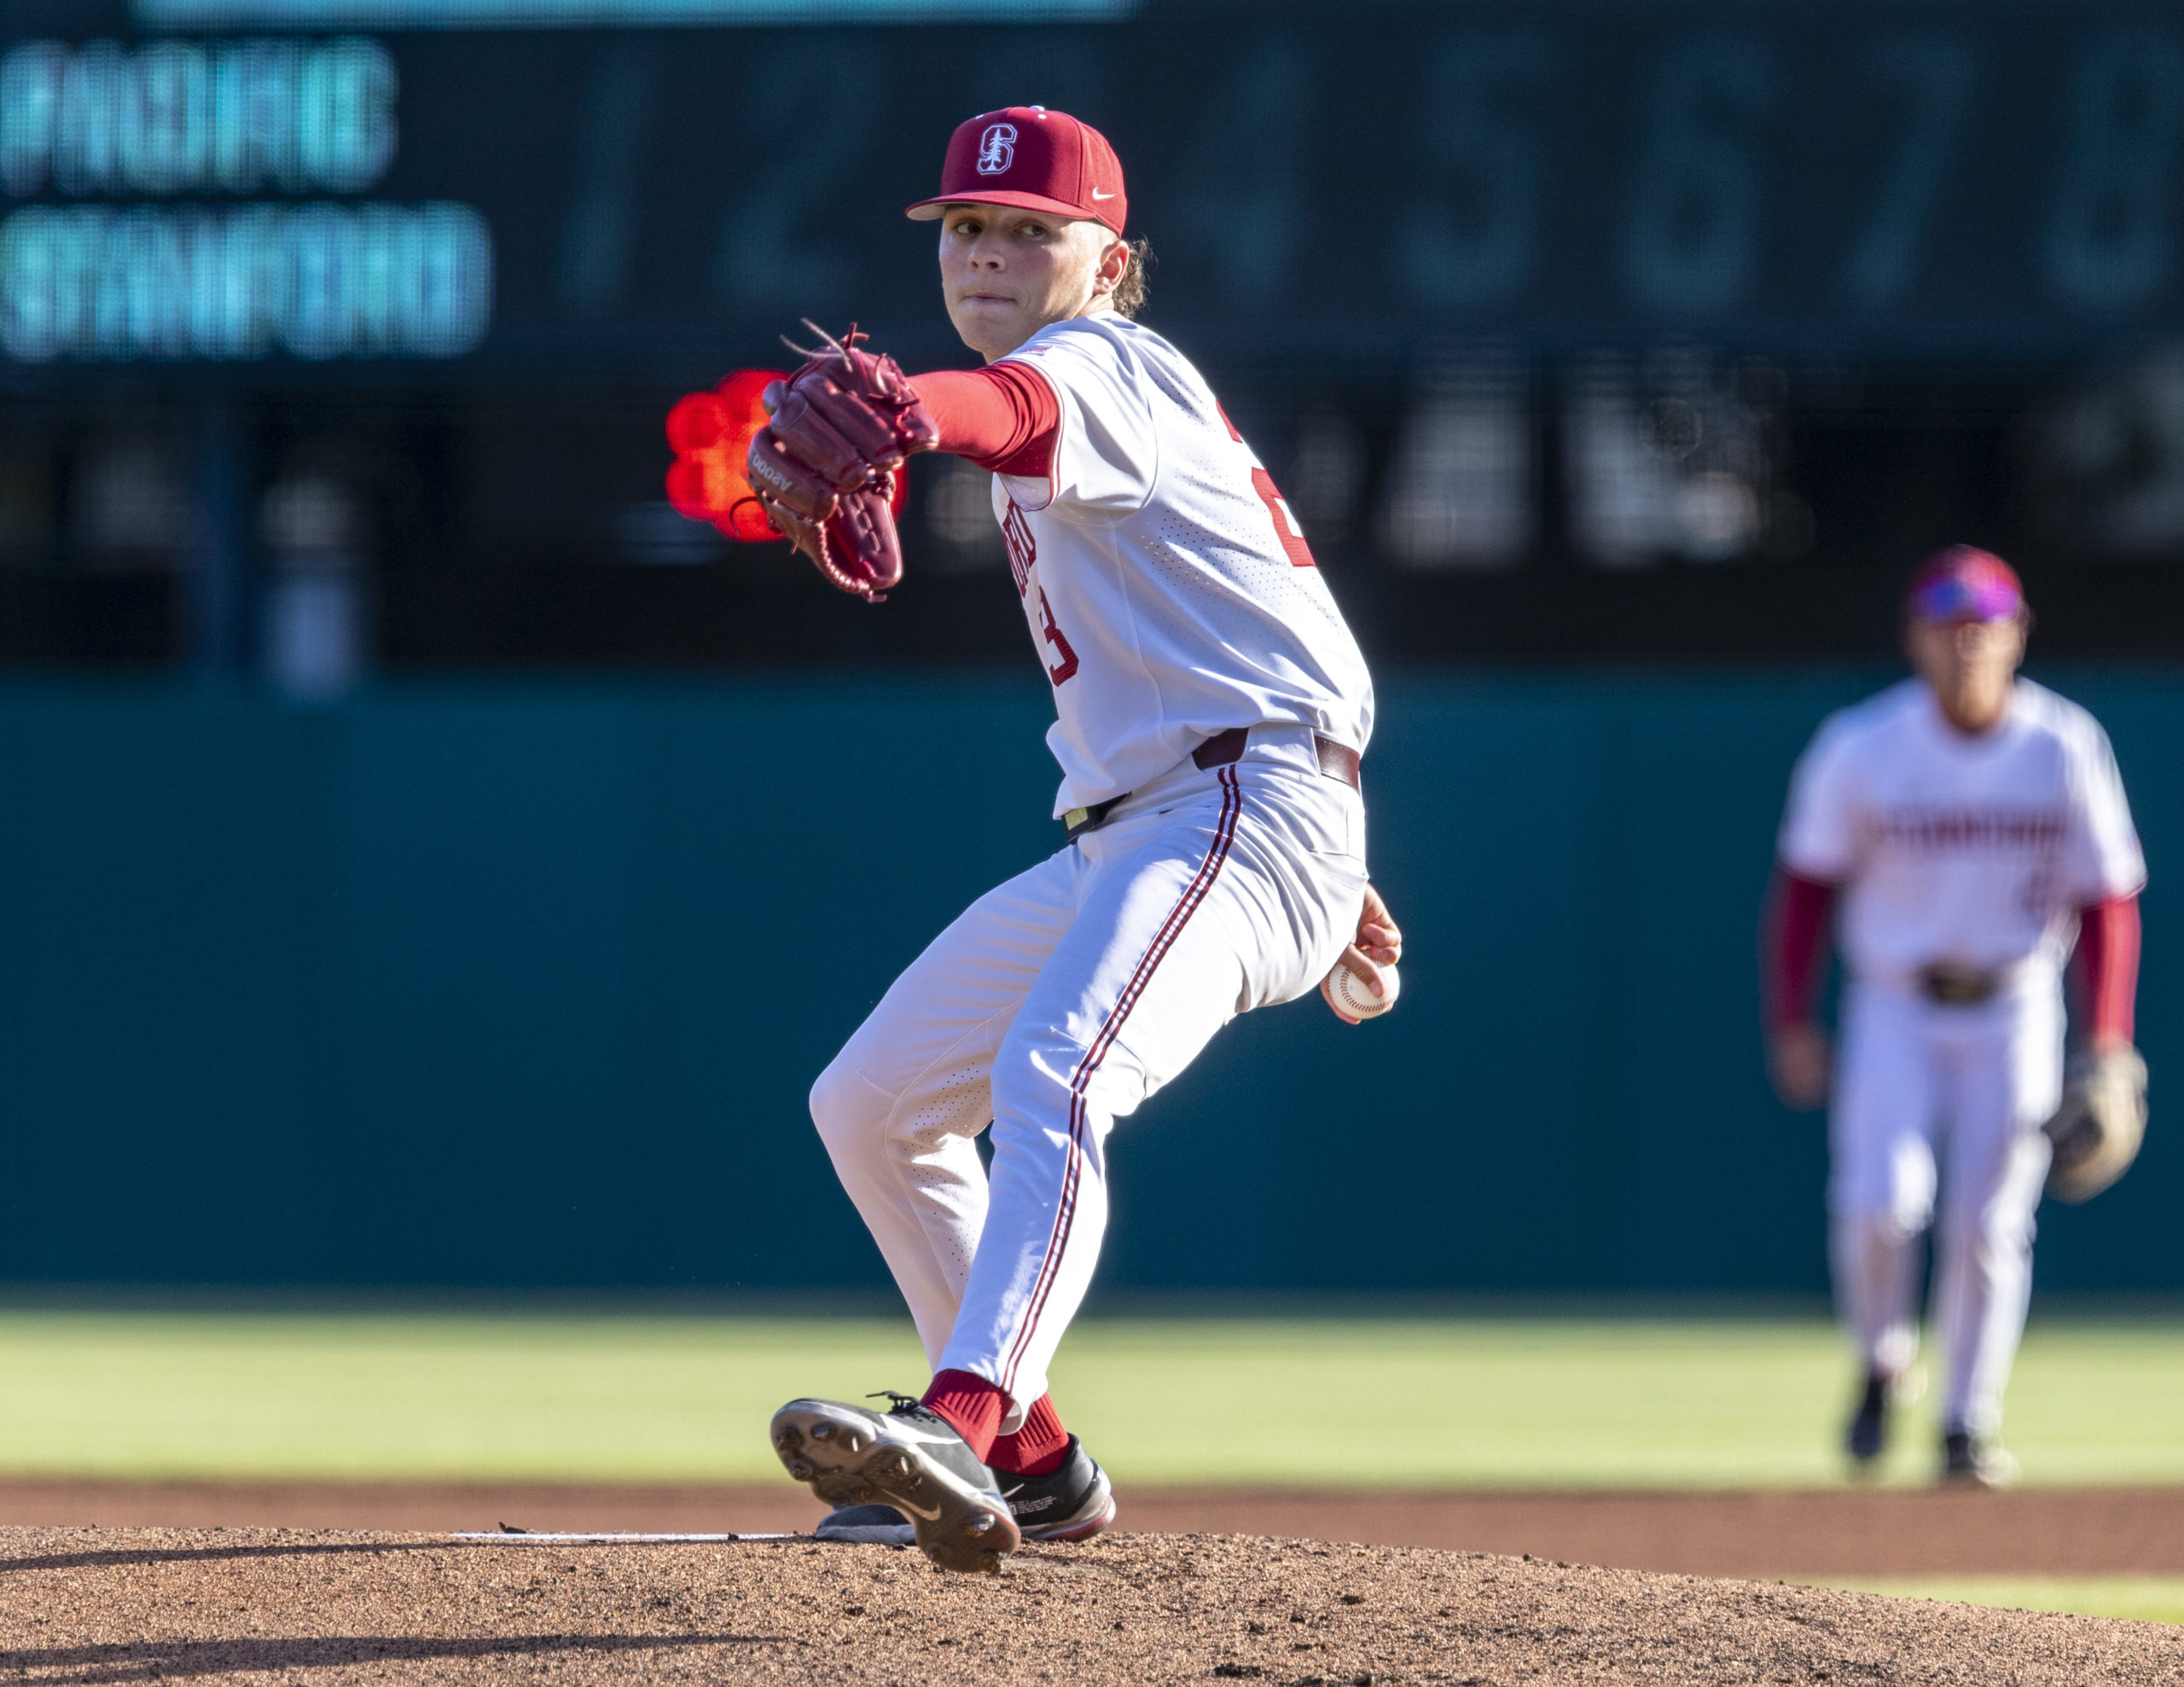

{"left": 1779, "top": 677, "right": 2145, "bottom": 988}
{"left": 991, "top": 313, "right": 1375, "bottom": 817}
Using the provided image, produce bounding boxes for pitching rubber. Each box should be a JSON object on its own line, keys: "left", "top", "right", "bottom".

{"left": 770, "top": 1398, "right": 1021, "bottom": 1574}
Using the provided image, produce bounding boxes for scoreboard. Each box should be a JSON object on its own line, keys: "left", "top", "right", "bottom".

{"left": 0, "top": 36, "right": 485, "bottom": 362}
{"left": 4, "top": 0, "right": 2184, "bottom": 675}
{"left": 0, "top": 1, "right": 2181, "bottom": 374}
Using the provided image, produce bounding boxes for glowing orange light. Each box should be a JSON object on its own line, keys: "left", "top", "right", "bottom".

{"left": 666, "top": 366, "right": 912, "bottom": 544}
{"left": 665, "top": 368, "right": 784, "bottom": 543}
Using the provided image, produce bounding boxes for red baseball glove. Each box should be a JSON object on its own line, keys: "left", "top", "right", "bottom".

{"left": 746, "top": 322, "right": 938, "bottom": 601}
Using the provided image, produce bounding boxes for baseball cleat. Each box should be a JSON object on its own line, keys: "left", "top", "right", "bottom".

{"left": 1940, "top": 1429, "right": 2018, "bottom": 1488}
{"left": 812, "top": 1503, "right": 915, "bottom": 1547}
{"left": 998, "top": 1435, "right": 1116, "bottom": 1543}
{"left": 1844, "top": 1371, "right": 1890, "bottom": 1467}
{"left": 770, "top": 1394, "right": 1020, "bottom": 1574}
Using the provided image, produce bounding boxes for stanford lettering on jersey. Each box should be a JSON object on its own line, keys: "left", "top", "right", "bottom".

{"left": 1003, "top": 499, "right": 1035, "bottom": 599}
{"left": 1876, "top": 809, "right": 2068, "bottom": 851}
{"left": 1779, "top": 678, "right": 2145, "bottom": 987}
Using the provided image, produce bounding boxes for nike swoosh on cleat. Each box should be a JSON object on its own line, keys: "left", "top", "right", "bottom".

{"left": 882, "top": 1493, "right": 944, "bottom": 1522}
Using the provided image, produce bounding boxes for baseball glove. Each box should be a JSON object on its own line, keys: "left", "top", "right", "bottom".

{"left": 746, "top": 322, "right": 938, "bottom": 602}
{"left": 2042, "top": 1044, "right": 2148, "bottom": 1204}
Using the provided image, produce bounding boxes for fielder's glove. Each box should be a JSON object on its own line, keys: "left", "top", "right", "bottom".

{"left": 746, "top": 322, "right": 938, "bottom": 601}
{"left": 2042, "top": 1043, "right": 2148, "bottom": 1204}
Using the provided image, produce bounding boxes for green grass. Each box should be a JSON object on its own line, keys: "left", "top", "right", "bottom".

{"left": 1808, "top": 1578, "right": 2184, "bottom": 1626}
{"left": 1054, "top": 1316, "right": 2184, "bottom": 1487}
{"left": 0, "top": 1312, "right": 925, "bottom": 1484}
{"left": 0, "top": 1307, "right": 2177, "bottom": 1487}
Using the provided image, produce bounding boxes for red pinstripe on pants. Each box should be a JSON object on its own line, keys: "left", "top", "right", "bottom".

{"left": 998, "top": 767, "right": 1243, "bottom": 1396}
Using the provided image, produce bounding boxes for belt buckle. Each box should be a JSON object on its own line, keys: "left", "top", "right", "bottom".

{"left": 1063, "top": 796, "right": 1124, "bottom": 843}
{"left": 1918, "top": 963, "right": 1999, "bottom": 1006}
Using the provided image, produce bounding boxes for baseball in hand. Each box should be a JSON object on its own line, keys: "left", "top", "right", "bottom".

{"left": 1327, "top": 961, "right": 1400, "bottom": 1021}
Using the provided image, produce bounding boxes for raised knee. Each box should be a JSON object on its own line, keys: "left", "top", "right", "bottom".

{"left": 810, "top": 1057, "right": 883, "bottom": 1151}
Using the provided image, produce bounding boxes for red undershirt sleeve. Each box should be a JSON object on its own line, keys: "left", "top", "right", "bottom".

{"left": 909, "top": 364, "right": 1059, "bottom": 478}
{"left": 2072, "top": 895, "right": 2141, "bottom": 1046}
{"left": 1763, "top": 868, "right": 1838, "bottom": 1032}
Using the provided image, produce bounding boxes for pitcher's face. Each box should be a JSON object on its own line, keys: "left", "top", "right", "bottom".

{"left": 938, "top": 205, "right": 1124, "bottom": 362}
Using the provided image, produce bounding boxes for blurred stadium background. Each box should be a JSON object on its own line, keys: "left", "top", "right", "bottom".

{"left": 0, "top": 0, "right": 2180, "bottom": 1623}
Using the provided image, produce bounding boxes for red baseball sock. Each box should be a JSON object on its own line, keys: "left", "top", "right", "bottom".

{"left": 920, "top": 1369, "right": 1007, "bottom": 1464}
{"left": 988, "top": 1394, "right": 1071, "bottom": 1477}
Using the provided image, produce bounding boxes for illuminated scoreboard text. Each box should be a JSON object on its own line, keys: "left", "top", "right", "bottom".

{"left": 0, "top": 37, "right": 491, "bottom": 362}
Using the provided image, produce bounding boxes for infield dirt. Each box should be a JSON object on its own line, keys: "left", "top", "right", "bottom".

{"left": 0, "top": 1527, "right": 2179, "bottom": 1686}
{"left": 3, "top": 1481, "right": 2182, "bottom": 1578}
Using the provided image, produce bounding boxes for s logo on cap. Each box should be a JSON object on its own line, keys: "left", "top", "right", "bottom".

{"left": 904, "top": 107, "right": 1126, "bottom": 236}
{"left": 976, "top": 122, "right": 1017, "bottom": 175}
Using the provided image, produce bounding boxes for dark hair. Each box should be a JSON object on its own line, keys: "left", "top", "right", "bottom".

{"left": 1111, "top": 238, "right": 1154, "bottom": 318}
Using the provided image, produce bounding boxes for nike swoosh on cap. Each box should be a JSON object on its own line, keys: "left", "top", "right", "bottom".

{"left": 1090, "top": 189, "right": 1115, "bottom": 200}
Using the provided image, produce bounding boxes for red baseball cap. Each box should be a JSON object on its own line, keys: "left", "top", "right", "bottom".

{"left": 1906, "top": 545, "right": 2027, "bottom": 623}
{"left": 905, "top": 107, "right": 1127, "bottom": 236}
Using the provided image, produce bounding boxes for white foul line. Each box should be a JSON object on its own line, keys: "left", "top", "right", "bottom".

{"left": 450, "top": 1531, "right": 801, "bottom": 1544}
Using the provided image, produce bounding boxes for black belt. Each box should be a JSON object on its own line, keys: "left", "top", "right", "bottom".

{"left": 1917, "top": 963, "right": 2005, "bottom": 1006}
{"left": 1062, "top": 728, "right": 1362, "bottom": 843}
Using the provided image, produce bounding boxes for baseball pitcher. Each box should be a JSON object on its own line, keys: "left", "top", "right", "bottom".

{"left": 742, "top": 108, "right": 1396, "bottom": 1571}
{"left": 1764, "top": 548, "right": 2146, "bottom": 1485}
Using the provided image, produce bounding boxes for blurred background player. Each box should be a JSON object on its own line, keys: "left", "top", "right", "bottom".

{"left": 1763, "top": 547, "right": 2146, "bottom": 1484}
{"left": 757, "top": 108, "right": 1398, "bottom": 1573}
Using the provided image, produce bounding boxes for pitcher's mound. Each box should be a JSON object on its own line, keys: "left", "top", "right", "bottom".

{"left": 0, "top": 1527, "right": 2176, "bottom": 1684}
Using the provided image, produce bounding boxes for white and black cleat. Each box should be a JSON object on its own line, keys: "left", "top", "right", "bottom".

{"left": 1940, "top": 1429, "right": 2018, "bottom": 1489}
{"left": 1844, "top": 1371, "right": 1889, "bottom": 1469}
{"left": 1000, "top": 1435, "right": 1116, "bottom": 1543}
{"left": 771, "top": 1393, "right": 1020, "bottom": 1574}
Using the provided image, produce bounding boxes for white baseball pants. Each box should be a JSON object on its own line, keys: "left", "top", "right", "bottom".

{"left": 809, "top": 728, "right": 1368, "bottom": 1418}
{"left": 1828, "top": 975, "right": 2063, "bottom": 1436}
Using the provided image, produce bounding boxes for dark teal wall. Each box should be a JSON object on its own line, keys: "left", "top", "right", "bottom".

{"left": 0, "top": 670, "right": 2173, "bottom": 1291}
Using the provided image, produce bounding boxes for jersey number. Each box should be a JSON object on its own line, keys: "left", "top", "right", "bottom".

{"left": 1219, "top": 406, "right": 1316, "bottom": 568}
{"left": 1037, "top": 588, "right": 1079, "bottom": 686}
{"left": 1250, "top": 467, "right": 1316, "bottom": 569}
